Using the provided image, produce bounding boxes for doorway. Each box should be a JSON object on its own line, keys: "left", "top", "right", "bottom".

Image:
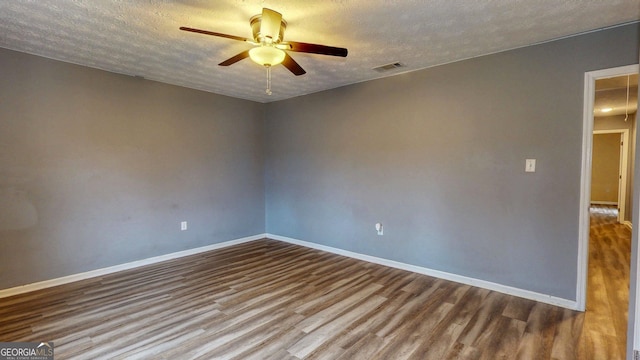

{"left": 591, "top": 129, "right": 629, "bottom": 225}
{"left": 579, "top": 65, "right": 638, "bottom": 310}
{"left": 579, "top": 65, "right": 639, "bottom": 357}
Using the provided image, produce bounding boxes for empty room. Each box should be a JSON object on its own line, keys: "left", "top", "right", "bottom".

{"left": 1, "top": 1, "right": 640, "bottom": 359}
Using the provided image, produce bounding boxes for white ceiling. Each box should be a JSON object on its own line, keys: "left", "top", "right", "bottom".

{"left": 595, "top": 75, "right": 638, "bottom": 117}
{"left": 1, "top": 1, "right": 639, "bottom": 103}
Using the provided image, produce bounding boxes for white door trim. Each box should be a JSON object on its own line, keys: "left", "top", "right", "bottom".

{"left": 592, "top": 129, "right": 629, "bottom": 224}
{"left": 578, "top": 64, "right": 638, "bottom": 312}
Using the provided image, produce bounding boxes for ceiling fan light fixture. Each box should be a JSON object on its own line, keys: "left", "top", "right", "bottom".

{"left": 249, "top": 46, "right": 285, "bottom": 67}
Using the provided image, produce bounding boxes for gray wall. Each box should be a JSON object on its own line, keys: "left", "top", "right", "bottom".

{"left": 265, "top": 23, "right": 640, "bottom": 300}
{"left": 1, "top": 23, "right": 638, "bottom": 303}
{"left": 0, "top": 48, "right": 265, "bottom": 289}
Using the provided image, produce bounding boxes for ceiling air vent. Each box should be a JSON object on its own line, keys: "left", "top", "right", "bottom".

{"left": 373, "top": 62, "right": 404, "bottom": 72}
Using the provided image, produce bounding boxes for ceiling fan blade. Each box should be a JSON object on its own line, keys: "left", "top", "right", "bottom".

{"left": 285, "top": 41, "right": 348, "bottom": 57}
{"left": 282, "top": 53, "right": 306, "bottom": 76}
{"left": 260, "top": 8, "right": 282, "bottom": 41}
{"left": 219, "top": 50, "right": 250, "bottom": 66}
{"left": 180, "top": 27, "right": 251, "bottom": 42}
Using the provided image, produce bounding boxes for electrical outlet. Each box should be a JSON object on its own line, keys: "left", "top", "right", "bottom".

{"left": 181, "top": 221, "right": 187, "bottom": 231}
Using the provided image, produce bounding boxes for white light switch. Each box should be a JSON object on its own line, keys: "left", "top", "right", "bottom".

{"left": 375, "top": 223, "right": 383, "bottom": 236}
{"left": 525, "top": 159, "right": 536, "bottom": 173}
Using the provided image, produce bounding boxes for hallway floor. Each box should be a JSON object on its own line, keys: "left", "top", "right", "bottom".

{"left": 582, "top": 205, "right": 630, "bottom": 359}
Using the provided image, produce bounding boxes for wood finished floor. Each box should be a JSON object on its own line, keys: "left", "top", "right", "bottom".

{"left": 583, "top": 205, "right": 630, "bottom": 359}
{"left": 0, "top": 207, "right": 630, "bottom": 359}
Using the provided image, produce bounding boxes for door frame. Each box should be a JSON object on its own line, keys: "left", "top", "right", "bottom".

{"left": 592, "top": 129, "right": 629, "bottom": 224}
{"left": 578, "top": 64, "right": 638, "bottom": 312}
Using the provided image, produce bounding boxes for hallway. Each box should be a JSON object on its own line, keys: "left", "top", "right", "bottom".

{"left": 581, "top": 205, "right": 631, "bottom": 359}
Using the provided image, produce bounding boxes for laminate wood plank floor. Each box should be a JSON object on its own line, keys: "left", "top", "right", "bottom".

{"left": 0, "top": 207, "right": 629, "bottom": 359}
{"left": 580, "top": 205, "right": 630, "bottom": 359}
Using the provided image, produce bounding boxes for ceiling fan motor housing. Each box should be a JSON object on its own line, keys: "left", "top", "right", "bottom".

{"left": 250, "top": 14, "right": 287, "bottom": 44}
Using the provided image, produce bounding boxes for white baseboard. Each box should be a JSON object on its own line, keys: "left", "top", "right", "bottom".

{"left": 0, "top": 233, "right": 267, "bottom": 299}
{"left": 267, "top": 233, "right": 578, "bottom": 310}
{"left": 1, "top": 232, "right": 578, "bottom": 310}
{"left": 590, "top": 201, "right": 618, "bottom": 206}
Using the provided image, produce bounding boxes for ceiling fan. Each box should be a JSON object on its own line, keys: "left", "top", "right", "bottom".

{"left": 179, "top": 8, "right": 348, "bottom": 77}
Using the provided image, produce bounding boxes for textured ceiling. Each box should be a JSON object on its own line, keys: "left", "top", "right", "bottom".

{"left": 595, "top": 74, "right": 638, "bottom": 117}
{"left": 1, "top": 1, "right": 639, "bottom": 103}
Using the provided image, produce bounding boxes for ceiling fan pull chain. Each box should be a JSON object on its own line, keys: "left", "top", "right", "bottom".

{"left": 266, "top": 65, "right": 273, "bottom": 95}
